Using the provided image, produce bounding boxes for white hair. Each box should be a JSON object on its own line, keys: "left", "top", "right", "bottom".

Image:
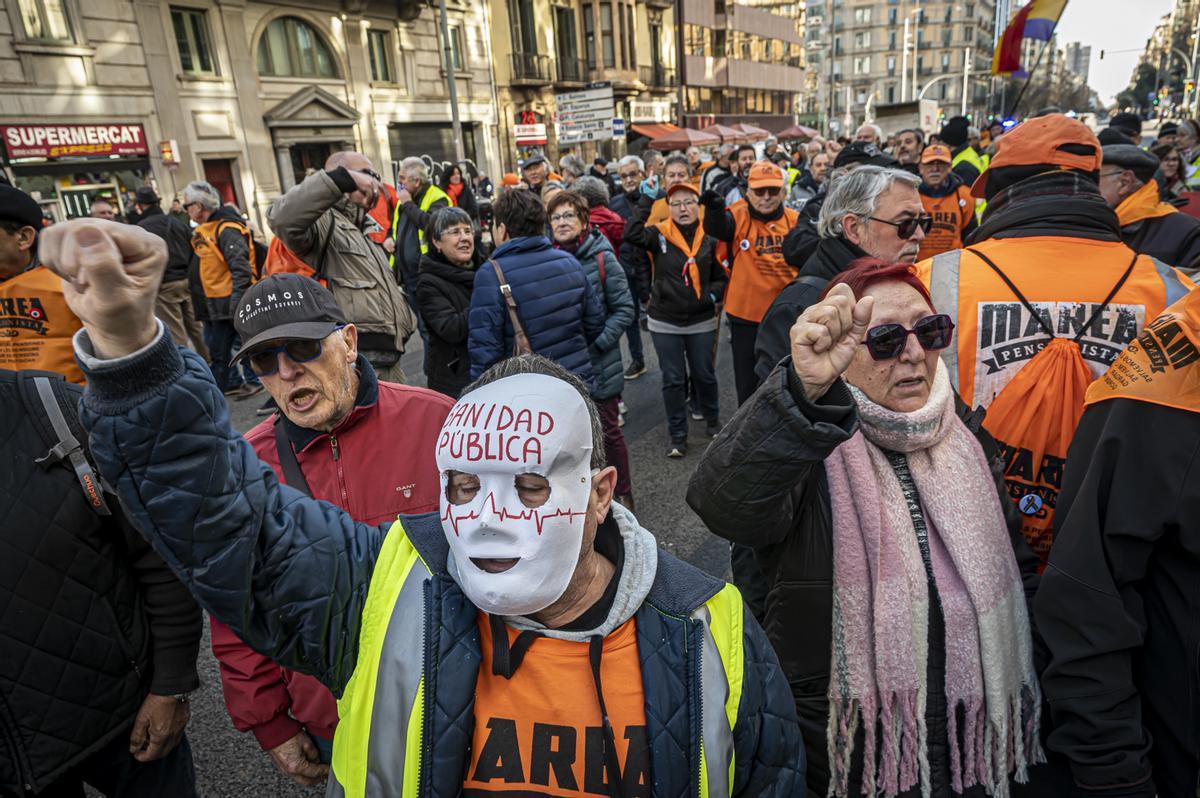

{"left": 617, "top": 154, "right": 644, "bottom": 172}
{"left": 182, "top": 181, "right": 221, "bottom": 212}
{"left": 818, "top": 166, "right": 920, "bottom": 239}
{"left": 559, "top": 154, "right": 587, "bottom": 178}
{"left": 858, "top": 123, "right": 883, "bottom": 142}
{"left": 401, "top": 156, "right": 430, "bottom": 183}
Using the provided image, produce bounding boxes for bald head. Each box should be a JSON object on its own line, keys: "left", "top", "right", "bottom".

{"left": 325, "top": 151, "right": 374, "bottom": 172}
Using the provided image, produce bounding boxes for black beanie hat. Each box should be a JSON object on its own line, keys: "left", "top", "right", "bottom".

{"left": 939, "top": 116, "right": 970, "bottom": 147}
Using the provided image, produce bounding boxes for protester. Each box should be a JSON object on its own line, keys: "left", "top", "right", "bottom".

{"left": 608, "top": 154, "right": 652, "bottom": 377}
{"left": 520, "top": 153, "right": 552, "bottom": 195}
{"left": 267, "top": 151, "right": 417, "bottom": 383}
{"left": 207, "top": 273, "right": 451, "bottom": 787}
{"left": 938, "top": 116, "right": 985, "bottom": 187}
{"left": 183, "top": 179, "right": 263, "bottom": 398}
{"left": 439, "top": 163, "right": 478, "bottom": 222}
{"left": 855, "top": 123, "right": 883, "bottom": 146}
{"left": 0, "top": 365, "right": 200, "bottom": 796}
{"left": 1151, "top": 142, "right": 1187, "bottom": 199}
{"left": 716, "top": 143, "right": 758, "bottom": 205}
{"left": 763, "top": 135, "right": 780, "bottom": 160}
{"left": 893, "top": 127, "right": 925, "bottom": 173}
{"left": 557, "top": 153, "right": 587, "bottom": 188}
{"left": 1178, "top": 119, "right": 1200, "bottom": 189}
{"left": 590, "top": 156, "right": 620, "bottom": 196}
{"left": 572, "top": 174, "right": 625, "bottom": 253}
{"left": 916, "top": 144, "right": 977, "bottom": 261}
{"left": 90, "top": 198, "right": 117, "bottom": 221}
{"left": 417, "top": 207, "right": 483, "bottom": 398}
{"left": 645, "top": 153, "right": 699, "bottom": 227}
{"left": 703, "top": 160, "right": 800, "bottom": 404}
{"left": 1106, "top": 111, "right": 1143, "bottom": 145}
{"left": 917, "top": 113, "right": 1194, "bottom": 565}
{"left": 37, "top": 217, "right": 806, "bottom": 796}
{"left": 467, "top": 187, "right": 604, "bottom": 385}
{"left": 1037, "top": 288, "right": 1200, "bottom": 798}
{"left": 547, "top": 190, "right": 636, "bottom": 504}
{"left": 1100, "top": 143, "right": 1200, "bottom": 274}
{"left": 701, "top": 143, "right": 735, "bottom": 194}
{"left": 169, "top": 197, "right": 190, "bottom": 224}
{"left": 134, "top": 186, "right": 209, "bottom": 359}
{"left": 0, "top": 184, "right": 87, "bottom": 382}
{"left": 689, "top": 260, "right": 1043, "bottom": 798}
{"left": 626, "top": 180, "right": 727, "bottom": 456}
{"left": 390, "top": 156, "right": 452, "bottom": 304}
{"left": 686, "top": 145, "right": 710, "bottom": 187}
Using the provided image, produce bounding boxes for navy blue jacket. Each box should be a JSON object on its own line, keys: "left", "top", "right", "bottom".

{"left": 468, "top": 235, "right": 605, "bottom": 387}
{"left": 75, "top": 336, "right": 806, "bottom": 797}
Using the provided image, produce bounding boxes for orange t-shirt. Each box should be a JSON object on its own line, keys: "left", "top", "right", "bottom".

{"left": 0, "top": 265, "right": 85, "bottom": 384}
{"left": 723, "top": 201, "right": 800, "bottom": 323}
{"left": 464, "top": 614, "right": 650, "bottom": 797}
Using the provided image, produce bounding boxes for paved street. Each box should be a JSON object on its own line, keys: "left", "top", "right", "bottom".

{"left": 186, "top": 330, "right": 741, "bottom": 797}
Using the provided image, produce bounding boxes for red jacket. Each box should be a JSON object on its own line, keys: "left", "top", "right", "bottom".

{"left": 210, "top": 361, "right": 452, "bottom": 749}
{"left": 590, "top": 205, "right": 626, "bottom": 254}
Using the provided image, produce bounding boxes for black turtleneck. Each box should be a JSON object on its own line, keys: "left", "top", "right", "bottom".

{"left": 675, "top": 220, "right": 700, "bottom": 241}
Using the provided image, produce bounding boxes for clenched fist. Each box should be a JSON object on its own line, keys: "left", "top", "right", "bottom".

{"left": 38, "top": 219, "right": 166, "bottom": 359}
{"left": 790, "top": 282, "right": 874, "bottom": 402}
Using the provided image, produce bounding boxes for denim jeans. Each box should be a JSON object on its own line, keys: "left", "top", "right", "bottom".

{"left": 203, "top": 320, "right": 258, "bottom": 392}
{"left": 650, "top": 330, "right": 719, "bottom": 440}
{"left": 624, "top": 300, "right": 645, "bottom": 364}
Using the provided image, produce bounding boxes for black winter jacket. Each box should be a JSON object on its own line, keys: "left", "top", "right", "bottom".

{"left": 781, "top": 192, "right": 826, "bottom": 269}
{"left": 136, "top": 206, "right": 195, "bottom": 283}
{"left": 0, "top": 371, "right": 200, "bottom": 794}
{"left": 416, "top": 249, "right": 479, "bottom": 398}
{"left": 625, "top": 195, "right": 727, "bottom": 326}
{"left": 754, "top": 236, "right": 867, "bottom": 381}
{"left": 611, "top": 189, "right": 653, "bottom": 301}
{"left": 686, "top": 362, "right": 1041, "bottom": 797}
{"left": 1037, "top": 393, "right": 1200, "bottom": 798}
{"left": 1120, "top": 210, "right": 1200, "bottom": 273}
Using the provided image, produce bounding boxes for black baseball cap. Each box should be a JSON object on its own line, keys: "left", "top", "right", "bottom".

{"left": 233, "top": 274, "right": 347, "bottom": 359}
{"left": 833, "top": 141, "right": 898, "bottom": 169}
{"left": 134, "top": 186, "right": 160, "bottom": 204}
{"left": 0, "top": 184, "right": 44, "bottom": 229}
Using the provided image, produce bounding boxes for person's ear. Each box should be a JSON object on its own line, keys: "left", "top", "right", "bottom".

{"left": 341, "top": 324, "right": 358, "bottom": 362}
{"left": 842, "top": 214, "right": 865, "bottom": 247}
{"left": 589, "top": 466, "right": 618, "bottom": 524}
{"left": 17, "top": 226, "right": 37, "bottom": 253}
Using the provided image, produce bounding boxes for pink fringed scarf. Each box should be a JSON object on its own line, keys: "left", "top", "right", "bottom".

{"left": 824, "top": 361, "right": 1043, "bottom": 798}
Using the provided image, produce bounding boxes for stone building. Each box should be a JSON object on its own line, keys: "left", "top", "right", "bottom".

{"left": 1, "top": 0, "right": 499, "bottom": 229}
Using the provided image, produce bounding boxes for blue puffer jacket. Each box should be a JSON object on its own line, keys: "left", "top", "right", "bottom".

{"left": 565, "top": 228, "right": 634, "bottom": 401}
{"left": 468, "top": 235, "right": 605, "bottom": 387}
{"left": 75, "top": 334, "right": 806, "bottom": 798}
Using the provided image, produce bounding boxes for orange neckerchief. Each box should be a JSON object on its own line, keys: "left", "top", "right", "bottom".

{"left": 1116, "top": 179, "right": 1178, "bottom": 227}
{"left": 651, "top": 219, "right": 706, "bottom": 299}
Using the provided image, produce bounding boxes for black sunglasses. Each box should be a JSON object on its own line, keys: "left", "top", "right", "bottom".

{"left": 359, "top": 169, "right": 382, "bottom": 182}
{"left": 245, "top": 337, "right": 329, "bottom": 377}
{"left": 866, "top": 214, "right": 933, "bottom": 240}
{"left": 863, "top": 314, "right": 954, "bottom": 361}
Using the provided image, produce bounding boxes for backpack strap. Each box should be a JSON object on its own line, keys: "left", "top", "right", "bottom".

{"left": 966, "top": 247, "right": 1056, "bottom": 338}
{"left": 489, "top": 258, "right": 533, "bottom": 356}
{"left": 18, "top": 372, "right": 111, "bottom": 516}
{"left": 273, "top": 416, "right": 314, "bottom": 497}
{"left": 597, "top": 250, "right": 606, "bottom": 286}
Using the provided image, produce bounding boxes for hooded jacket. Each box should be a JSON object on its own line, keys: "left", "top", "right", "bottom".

{"left": 588, "top": 204, "right": 626, "bottom": 254}
{"left": 561, "top": 228, "right": 635, "bottom": 400}
{"left": 73, "top": 332, "right": 806, "bottom": 798}
{"left": 686, "top": 362, "right": 1040, "bottom": 798}
{"left": 1114, "top": 179, "right": 1200, "bottom": 275}
{"left": 136, "top": 205, "right": 195, "bottom": 284}
{"left": 468, "top": 235, "right": 605, "bottom": 388}
{"left": 268, "top": 169, "right": 417, "bottom": 363}
{"left": 417, "top": 249, "right": 481, "bottom": 398}
{"left": 190, "top": 204, "right": 255, "bottom": 320}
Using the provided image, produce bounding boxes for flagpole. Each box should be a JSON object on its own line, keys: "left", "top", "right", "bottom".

{"left": 1007, "top": 38, "right": 1051, "bottom": 117}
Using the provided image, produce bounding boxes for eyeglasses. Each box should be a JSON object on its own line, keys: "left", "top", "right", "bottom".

{"left": 750, "top": 186, "right": 782, "bottom": 197}
{"left": 245, "top": 337, "right": 331, "bottom": 377}
{"left": 358, "top": 169, "right": 382, "bottom": 182}
{"left": 865, "top": 214, "right": 933, "bottom": 240}
{"left": 668, "top": 198, "right": 698, "bottom": 209}
{"left": 183, "top": 201, "right": 200, "bottom": 211}
{"left": 549, "top": 211, "right": 579, "bottom": 224}
{"left": 862, "top": 314, "right": 954, "bottom": 361}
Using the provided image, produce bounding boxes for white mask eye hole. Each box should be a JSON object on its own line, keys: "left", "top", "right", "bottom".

{"left": 446, "top": 471, "right": 480, "bottom": 506}
{"left": 514, "top": 474, "right": 551, "bottom": 509}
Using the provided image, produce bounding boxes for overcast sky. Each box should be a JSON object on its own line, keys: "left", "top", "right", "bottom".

{"left": 1054, "top": 0, "right": 1175, "bottom": 104}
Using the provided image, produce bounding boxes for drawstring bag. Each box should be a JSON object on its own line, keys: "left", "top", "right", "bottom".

{"left": 967, "top": 248, "right": 1137, "bottom": 567}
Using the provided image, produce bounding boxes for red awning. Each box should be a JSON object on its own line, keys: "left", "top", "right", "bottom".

{"left": 628, "top": 123, "right": 682, "bottom": 140}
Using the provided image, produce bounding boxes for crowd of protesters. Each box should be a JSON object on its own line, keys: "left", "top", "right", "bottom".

{"left": 3, "top": 107, "right": 1200, "bottom": 798}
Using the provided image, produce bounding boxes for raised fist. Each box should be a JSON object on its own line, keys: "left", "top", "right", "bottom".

{"left": 789, "top": 282, "right": 874, "bottom": 402}
{"left": 38, "top": 219, "right": 166, "bottom": 358}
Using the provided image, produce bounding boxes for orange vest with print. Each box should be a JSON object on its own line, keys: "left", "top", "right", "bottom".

{"left": 464, "top": 614, "right": 649, "bottom": 796}
{"left": 917, "top": 183, "right": 974, "bottom": 261}
{"left": 723, "top": 201, "right": 799, "bottom": 323}
{"left": 1086, "top": 287, "right": 1200, "bottom": 413}
{"left": 0, "top": 266, "right": 85, "bottom": 384}
{"left": 192, "top": 219, "right": 257, "bottom": 299}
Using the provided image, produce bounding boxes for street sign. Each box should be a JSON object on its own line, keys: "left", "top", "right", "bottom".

{"left": 556, "top": 84, "right": 615, "bottom": 144}
{"left": 612, "top": 118, "right": 625, "bottom": 138}
{"left": 515, "top": 123, "right": 547, "bottom": 146}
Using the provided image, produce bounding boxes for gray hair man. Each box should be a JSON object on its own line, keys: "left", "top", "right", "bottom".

{"left": 559, "top": 154, "right": 587, "bottom": 186}
{"left": 607, "top": 155, "right": 651, "bottom": 375}
{"left": 268, "top": 150, "right": 416, "bottom": 383}
{"left": 1100, "top": 143, "right": 1200, "bottom": 274}
{"left": 183, "top": 179, "right": 262, "bottom": 398}
{"left": 391, "top": 155, "right": 452, "bottom": 302}
{"left": 90, "top": 198, "right": 117, "bottom": 221}
{"left": 855, "top": 123, "right": 883, "bottom": 147}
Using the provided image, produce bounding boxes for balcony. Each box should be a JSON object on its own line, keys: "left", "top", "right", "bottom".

{"left": 556, "top": 57, "right": 587, "bottom": 84}
{"left": 510, "top": 52, "right": 554, "bottom": 84}
{"left": 639, "top": 64, "right": 678, "bottom": 88}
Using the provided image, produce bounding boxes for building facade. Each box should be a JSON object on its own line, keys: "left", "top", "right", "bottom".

{"left": 1064, "top": 41, "right": 1089, "bottom": 84}
{"left": 803, "top": 0, "right": 995, "bottom": 135}
{"left": 1, "top": 0, "right": 499, "bottom": 229}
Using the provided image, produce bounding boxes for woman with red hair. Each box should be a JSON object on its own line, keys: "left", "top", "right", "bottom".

{"left": 689, "top": 257, "right": 1049, "bottom": 797}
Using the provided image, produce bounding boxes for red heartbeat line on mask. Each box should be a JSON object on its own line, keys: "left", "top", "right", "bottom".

{"left": 442, "top": 491, "right": 586, "bottom": 536}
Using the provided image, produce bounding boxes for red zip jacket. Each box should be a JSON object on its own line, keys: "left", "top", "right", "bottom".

{"left": 210, "top": 360, "right": 452, "bottom": 749}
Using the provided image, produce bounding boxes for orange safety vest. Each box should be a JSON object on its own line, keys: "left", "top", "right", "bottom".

{"left": 917, "top": 183, "right": 974, "bottom": 262}
{"left": 722, "top": 200, "right": 799, "bottom": 323}
{"left": 192, "top": 219, "right": 257, "bottom": 299}
{"left": 0, "top": 266, "right": 85, "bottom": 384}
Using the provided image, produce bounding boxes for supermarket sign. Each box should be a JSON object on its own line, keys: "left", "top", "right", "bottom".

{"left": 2, "top": 124, "right": 149, "bottom": 159}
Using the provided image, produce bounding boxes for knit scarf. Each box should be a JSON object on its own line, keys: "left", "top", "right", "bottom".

{"left": 824, "top": 361, "right": 1042, "bottom": 798}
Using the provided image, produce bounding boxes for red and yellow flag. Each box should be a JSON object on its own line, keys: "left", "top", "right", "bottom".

{"left": 992, "top": 0, "right": 1068, "bottom": 76}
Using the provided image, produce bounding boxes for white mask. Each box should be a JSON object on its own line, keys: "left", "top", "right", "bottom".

{"left": 436, "top": 373, "right": 594, "bottom": 616}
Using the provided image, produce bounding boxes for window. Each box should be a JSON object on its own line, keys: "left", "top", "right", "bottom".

{"left": 941, "top": 26, "right": 951, "bottom": 46}
{"left": 171, "top": 7, "right": 215, "bottom": 75}
{"left": 583, "top": 9, "right": 595, "bottom": 67}
{"left": 17, "top": 0, "right": 72, "bottom": 41}
{"left": 853, "top": 55, "right": 869, "bottom": 74}
{"left": 624, "top": 5, "right": 635, "bottom": 72}
{"left": 256, "top": 16, "right": 339, "bottom": 78}
{"left": 508, "top": 0, "right": 538, "bottom": 54}
{"left": 853, "top": 7, "right": 869, "bottom": 23}
{"left": 599, "top": 2, "right": 615, "bottom": 68}
{"left": 555, "top": 6, "right": 580, "bottom": 76}
{"left": 449, "top": 25, "right": 464, "bottom": 70}
{"left": 888, "top": 31, "right": 895, "bottom": 49}
{"left": 888, "top": 8, "right": 896, "bottom": 24}
{"left": 886, "top": 54, "right": 895, "bottom": 75}
{"left": 965, "top": 3, "right": 974, "bottom": 18}
{"left": 887, "top": 84, "right": 895, "bottom": 102}
{"left": 367, "top": 28, "right": 393, "bottom": 81}
{"left": 941, "top": 51, "right": 950, "bottom": 70}
{"left": 943, "top": 6, "right": 951, "bottom": 22}
{"left": 854, "top": 30, "right": 869, "bottom": 47}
